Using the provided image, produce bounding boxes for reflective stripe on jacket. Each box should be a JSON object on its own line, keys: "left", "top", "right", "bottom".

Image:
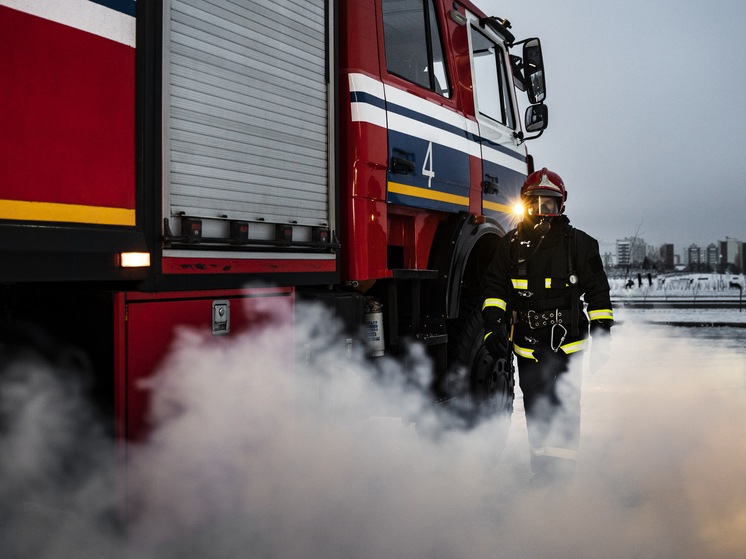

{"left": 482, "top": 298, "right": 507, "bottom": 312}
{"left": 531, "top": 445, "right": 577, "bottom": 461}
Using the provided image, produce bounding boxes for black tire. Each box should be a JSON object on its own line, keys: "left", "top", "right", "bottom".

{"left": 446, "top": 301, "right": 514, "bottom": 422}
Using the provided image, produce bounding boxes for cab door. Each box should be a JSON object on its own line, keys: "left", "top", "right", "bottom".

{"left": 464, "top": 12, "right": 528, "bottom": 233}
{"left": 379, "top": 0, "right": 472, "bottom": 214}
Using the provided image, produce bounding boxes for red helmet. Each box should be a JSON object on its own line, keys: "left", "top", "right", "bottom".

{"left": 521, "top": 167, "right": 566, "bottom": 216}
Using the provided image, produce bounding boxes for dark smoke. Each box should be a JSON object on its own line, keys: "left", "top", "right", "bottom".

{"left": 0, "top": 326, "right": 122, "bottom": 559}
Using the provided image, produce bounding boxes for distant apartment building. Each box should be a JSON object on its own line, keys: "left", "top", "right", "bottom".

{"left": 720, "top": 237, "right": 743, "bottom": 271}
{"left": 616, "top": 237, "right": 646, "bottom": 267}
{"left": 718, "top": 242, "right": 725, "bottom": 269}
{"left": 706, "top": 243, "right": 718, "bottom": 270}
{"left": 616, "top": 239, "right": 630, "bottom": 267}
{"left": 660, "top": 244, "right": 674, "bottom": 269}
{"left": 686, "top": 244, "right": 702, "bottom": 267}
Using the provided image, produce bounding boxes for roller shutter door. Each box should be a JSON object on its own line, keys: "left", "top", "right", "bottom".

{"left": 163, "top": 0, "right": 330, "bottom": 228}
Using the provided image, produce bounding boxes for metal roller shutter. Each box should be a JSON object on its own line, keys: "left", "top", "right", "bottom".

{"left": 163, "top": 0, "right": 331, "bottom": 229}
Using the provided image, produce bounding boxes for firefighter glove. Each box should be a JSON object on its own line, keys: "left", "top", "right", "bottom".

{"left": 590, "top": 321, "right": 611, "bottom": 374}
{"left": 484, "top": 321, "right": 509, "bottom": 358}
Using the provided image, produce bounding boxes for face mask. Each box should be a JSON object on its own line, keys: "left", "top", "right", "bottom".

{"left": 526, "top": 196, "right": 560, "bottom": 216}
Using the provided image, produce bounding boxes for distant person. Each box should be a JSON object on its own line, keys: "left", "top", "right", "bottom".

{"left": 481, "top": 168, "right": 613, "bottom": 487}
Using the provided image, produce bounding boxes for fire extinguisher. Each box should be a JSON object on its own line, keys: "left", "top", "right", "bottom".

{"left": 364, "top": 298, "right": 385, "bottom": 357}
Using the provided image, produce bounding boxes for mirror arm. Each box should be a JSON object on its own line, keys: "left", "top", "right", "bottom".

{"left": 522, "top": 130, "right": 544, "bottom": 143}
{"left": 511, "top": 38, "right": 533, "bottom": 47}
{"left": 513, "top": 129, "right": 544, "bottom": 145}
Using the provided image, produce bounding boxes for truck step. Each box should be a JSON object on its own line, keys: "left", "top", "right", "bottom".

{"left": 391, "top": 269, "right": 439, "bottom": 280}
{"left": 413, "top": 333, "right": 448, "bottom": 346}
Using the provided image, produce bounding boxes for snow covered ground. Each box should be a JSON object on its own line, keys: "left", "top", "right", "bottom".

{"left": 609, "top": 272, "right": 746, "bottom": 300}
{"left": 616, "top": 307, "right": 746, "bottom": 325}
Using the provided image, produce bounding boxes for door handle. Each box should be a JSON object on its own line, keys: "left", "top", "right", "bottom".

{"left": 483, "top": 174, "right": 499, "bottom": 194}
{"left": 391, "top": 157, "right": 415, "bottom": 174}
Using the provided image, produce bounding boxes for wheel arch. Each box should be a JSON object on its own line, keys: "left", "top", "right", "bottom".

{"left": 426, "top": 212, "right": 505, "bottom": 320}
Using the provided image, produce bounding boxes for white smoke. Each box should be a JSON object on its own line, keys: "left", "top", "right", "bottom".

{"left": 2, "top": 305, "right": 746, "bottom": 558}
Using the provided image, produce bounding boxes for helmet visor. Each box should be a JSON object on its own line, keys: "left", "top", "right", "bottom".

{"left": 526, "top": 195, "right": 561, "bottom": 216}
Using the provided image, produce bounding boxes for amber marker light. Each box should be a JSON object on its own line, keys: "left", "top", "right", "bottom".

{"left": 119, "top": 252, "right": 151, "bottom": 268}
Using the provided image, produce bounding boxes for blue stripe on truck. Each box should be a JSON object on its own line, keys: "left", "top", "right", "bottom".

{"left": 88, "top": 0, "right": 136, "bottom": 17}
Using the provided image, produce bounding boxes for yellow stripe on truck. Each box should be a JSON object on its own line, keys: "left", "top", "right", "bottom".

{"left": 0, "top": 199, "right": 136, "bottom": 226}
{"left": 387, "top": 182, "right": 469, "bottom": 207}
{"left": 482, "top": 200, "right": 513, "bottom": 213}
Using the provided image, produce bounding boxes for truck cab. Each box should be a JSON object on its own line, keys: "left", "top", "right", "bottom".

{"left": 340, "top": 0, "right": 546, "bottom": 280}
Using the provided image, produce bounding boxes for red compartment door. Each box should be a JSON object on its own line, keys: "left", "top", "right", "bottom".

{"left": 123, "top": 288, "right": 294, "bottom": 441}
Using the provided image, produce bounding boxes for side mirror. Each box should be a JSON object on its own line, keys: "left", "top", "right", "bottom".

{"left": 524, "top": 104, "right": 548, "bottom": 133}
{"left": 522, "top": 38, "right": 545, "bottom": 104}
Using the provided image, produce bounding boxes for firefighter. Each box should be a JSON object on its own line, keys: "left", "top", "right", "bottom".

{"left": 481, "top": 168, "right": 613, "bottom": 486}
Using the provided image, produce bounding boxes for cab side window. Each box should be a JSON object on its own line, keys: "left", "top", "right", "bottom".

{"left": 382, "top": 0, "right": 452, "bottom": 98}
{"left": 471, "top": 28, "right": 515, "bottom": 129}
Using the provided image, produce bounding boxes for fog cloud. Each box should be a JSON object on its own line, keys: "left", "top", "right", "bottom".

{"left": 1, "top": 306, "right": 746, "bottom": 558}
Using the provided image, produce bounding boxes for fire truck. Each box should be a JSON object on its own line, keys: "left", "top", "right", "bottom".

{"left": 0, "top": 0, "right": 548, "bottom": 437}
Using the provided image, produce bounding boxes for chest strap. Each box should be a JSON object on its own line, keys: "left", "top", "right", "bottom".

{"left": 511, "top": 296, "right": 568, "bottom": 311}
{"left": 567, "top": 228, "right": 579, "bottom": 336}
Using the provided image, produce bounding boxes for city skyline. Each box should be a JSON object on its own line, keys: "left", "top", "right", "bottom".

{"left": 598, "top": 229, "right": 743, "bottom": 261}
{"left": 609, "top": 234, "right": 744, "bottom": 271}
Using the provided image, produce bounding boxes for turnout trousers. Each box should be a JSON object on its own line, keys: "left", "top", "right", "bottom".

{"left": 516, "top": 346, "right": 583, "bottom": 481}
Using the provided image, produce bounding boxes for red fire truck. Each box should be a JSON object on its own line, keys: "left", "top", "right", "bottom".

{"left": 0, "top": 0, "right": 548, "bottom": 437}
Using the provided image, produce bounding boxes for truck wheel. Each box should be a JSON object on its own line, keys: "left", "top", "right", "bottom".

{"left": 447, "top": 302, "right": 514, "bottom": 422}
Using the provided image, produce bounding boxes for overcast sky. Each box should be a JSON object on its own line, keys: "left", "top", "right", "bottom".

{"left": 482, "top": 0, "right": 746, "bottom": 256}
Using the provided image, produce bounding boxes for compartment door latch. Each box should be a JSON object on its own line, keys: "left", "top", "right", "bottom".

{"left": 212, "top": 300, "right": 230, "bottom": 336}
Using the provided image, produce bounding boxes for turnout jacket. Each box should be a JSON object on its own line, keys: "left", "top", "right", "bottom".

{"left": 482, "top": 215, "right": 613, "bottom": 360}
